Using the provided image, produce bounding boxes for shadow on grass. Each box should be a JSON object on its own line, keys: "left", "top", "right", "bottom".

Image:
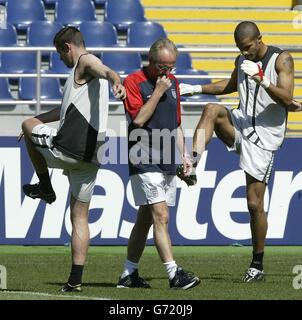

{"left": 46, "top": 277, "right": 167, "bottom": 289}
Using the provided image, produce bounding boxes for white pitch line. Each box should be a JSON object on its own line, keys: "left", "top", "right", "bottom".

{"left": 1, "top": 290, "right": 110, "bottom": 300}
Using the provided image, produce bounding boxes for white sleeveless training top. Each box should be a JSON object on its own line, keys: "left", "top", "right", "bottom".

{"left": 234, "top": 46, "right": 287, "bottom": 151}
{"left": 52, "top": 53, "right": 109, "bottom": 166}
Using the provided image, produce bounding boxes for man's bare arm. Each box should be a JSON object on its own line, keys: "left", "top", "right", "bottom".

{"left": 266, "top": 51, "right": 294, "bottom": 107}
{"left": 81, "top": 54, "right": 126, "bottom": 99}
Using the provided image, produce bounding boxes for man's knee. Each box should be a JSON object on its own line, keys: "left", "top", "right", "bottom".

{"left": 202, "top": 103, "right": 225, "bottom": 120}
{"left": 152, "top": 206, "right": 169, "bottom": 225}
{"left": 247, "top": 199, "right": 264, "bottom": 215}
{"left": 22, "top": 118, "right": 41, "bottom": 137}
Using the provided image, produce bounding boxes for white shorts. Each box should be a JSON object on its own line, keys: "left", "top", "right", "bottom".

{"left": 31, "top": 124, "right": 98, "bottom": 202}
{"left": 228, "top": 112, "right": 274, "bottom": 184}
{"left": 130, "top": 172, "right": 176, "bottom": 206}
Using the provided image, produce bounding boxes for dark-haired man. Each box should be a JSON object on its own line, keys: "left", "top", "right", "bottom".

{"left": 179, "top": 21, "right": 296, "bottom": 282}
{"left": 21, "top": 27, "right": 126, "bottom": 292}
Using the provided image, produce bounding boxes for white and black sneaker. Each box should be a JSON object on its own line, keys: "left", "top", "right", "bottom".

{"left": 23, "top": 183, "right": 56, "bottom": 204}
{"left": 60, "top": 283, "right": 82, "bottom": 293}
{"left": 169, "top": 267, "right": 200, "bottom": 290}
{"left": 116, "top": 270, "right": 151, "bottom": 288}
{"left": 243, "top": 268, "right": 265, "bottom": 283}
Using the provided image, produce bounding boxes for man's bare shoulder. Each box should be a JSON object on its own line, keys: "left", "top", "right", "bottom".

{"left": 78, "top": 53, "right": 102, "bottom": 67}
{"left": 276, "top": 51, "right": 294, "bottom": 72}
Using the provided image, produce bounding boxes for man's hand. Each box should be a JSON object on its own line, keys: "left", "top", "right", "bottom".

{"left": 288, "top": 100, "right": 302, "bottom": 112}
{"left": 240, "top": 60, "right": 270, "bottom": 88}
{"left": 113, "top": 83, "right": 126, "bottom": 100}
{"left": 182, "top": 154, "right": 193, "bottom": 177}
{"left": 179, "top": 83, "right": 202, "bottom": 95}
{"left": 154, "top": 76, "right": 172, "bottom": 96}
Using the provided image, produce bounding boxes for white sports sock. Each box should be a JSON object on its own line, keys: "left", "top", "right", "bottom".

{"left": 121, "top": 259, "right": 138, "bottom": 279}
{"left": 163, "top": 260, "right": 177, "bottom": 280}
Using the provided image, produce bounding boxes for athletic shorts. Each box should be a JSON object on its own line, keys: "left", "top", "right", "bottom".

{"left": 228, "top": 111, "right": 275, "bottom": 184}
{"left": 130, "top": 172, "right": 176, "bottom": 207}
{"left": 31, "top": 124, "right": 98, "bottom": 202}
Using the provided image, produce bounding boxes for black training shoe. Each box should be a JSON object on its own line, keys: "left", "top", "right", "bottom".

{"left": 23, "top": 183, "right": 56, "bottom": 204}
{"left": 243, "top": 268, "right": 265, "bottom": 283}
{"left": 169, "top": 267, "right": 200, "bottom": 290}
{"left": 116, "top": 270, "right": 151, "bottom": 288}
{"left": 176, "top": 165, "right": 197, "bottom": 186}
{"left": 60, "top": 283, "right": 82, "bottom": 293}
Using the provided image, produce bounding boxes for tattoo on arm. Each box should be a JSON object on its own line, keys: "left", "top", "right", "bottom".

{"left": 282, "top": 55, "right": 294, "bottom": 71}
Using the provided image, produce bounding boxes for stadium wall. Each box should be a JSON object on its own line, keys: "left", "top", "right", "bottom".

{"left": 0, "top": 136, "right": 301, "bottom": 245}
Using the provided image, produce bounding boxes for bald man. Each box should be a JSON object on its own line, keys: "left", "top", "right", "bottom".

{"left": 179, "top": 21, "right": 296, "bottom": 282}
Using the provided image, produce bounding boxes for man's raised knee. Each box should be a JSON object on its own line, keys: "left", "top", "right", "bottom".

{"left": 203, "top": 103, "right": 224, "bottom": 119}
{"left": 22, "top": 118, "right": 41, "bottom": 137}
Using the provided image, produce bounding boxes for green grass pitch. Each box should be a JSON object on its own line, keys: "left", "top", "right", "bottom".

{"left": 0, "top": 245, "right": 302, "bottom": 300}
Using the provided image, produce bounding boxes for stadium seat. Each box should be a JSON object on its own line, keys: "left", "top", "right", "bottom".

{"left": 0, "top": 23, "right": 17, "bottom": 46}
{"left": 49, "top": 52, "right": 71, "bottom": 74}
{"left": 0, "top": 47, "right": 37, "bottom": 74}
{"left": 127, "top": 21, "right": 167, "bottom": 47}
{"left": 0, "top": 78, "right": 14, "bottom": 101}
{"left": 101, "top": 51, "right": 142, "bottom": 74}
{"left": 175, "top": 51, "right": 193, "bottom": 70}
{"left": 19, "top": 76, "right": 62, "bottom": 100}
{"left": 104, "top": 0, "right": 146, "bottom": 31}
{"left": 94, "top": 0, "right": 107, "bottom": 4}
{"left": 43, "top": 0, "right": 57, "bottom": 4}
{"left": 7, "top": 0, "right": 47, "bottom": 31}
{"left": 55, "top": 0, "right": 97, "bottom": 26}
{"left": 27, "top": 21, "right": 63, "bottom": 48}
{"left": 79, "top": 21, "right": 118, "bottom": 47}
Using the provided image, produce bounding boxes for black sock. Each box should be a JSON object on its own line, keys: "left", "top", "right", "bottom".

{"left": 68, "top": 264, "right": 84, "bottom": 286}
{"left": 37, "top": 172, "right": 53, "bottom": 193}
{"left": 250, "top": 252, "right": 264, "bottom": 271}
{"left": 190, "top": 151, "right": 201, "bottom": 168}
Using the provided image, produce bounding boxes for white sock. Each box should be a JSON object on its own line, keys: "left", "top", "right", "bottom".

{"left": 121, "top": 259, "right": 138, "bottom": 279}
{"left": 163, "top": 260, "right": 177, "bottom": 280}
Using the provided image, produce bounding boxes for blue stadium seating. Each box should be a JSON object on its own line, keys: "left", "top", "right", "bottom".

{"left": 7, "top": 0, "right": 47, "bottom": 31}
{"left": 104, "top": 0, "right": 146, "bottom": 31}
{"left": 0, "top": 78, "right": 14, "bottom": 100}
{"left": 43, "top": 0, "right": 57, "bottom": 4}
{"left": 175, "top": 51, "right": 193, "bottom": 70}
{"left": 27, "top": 21, "right": 63, "bottom": 47}
{"left": 49, "top": 52, "right": 71, "bottom": 74}
{"left": 0, "top": 23, "right": 17, "bottom": 46}
{"left": 94, "top": 0, "right": 107, "bottom": 4}
{"left": 101, "top": 51, "right": 142, "bottom": 74}
{"left": 127, "top": 21, "right": 167, "bottom": 47}
{"left": 55, "top": 0, "right": 96, "bottom": 26}
{"left": 79, "top": 21, "right": 118, "bottom": 47}
{"left": 0, "top": 48, "right": 37, "bottom": 74}
{"left": 19, "top": 76, "right": 62, "bottom": 100}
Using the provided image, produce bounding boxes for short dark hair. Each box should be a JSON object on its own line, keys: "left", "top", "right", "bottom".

{"left": 234, "top": 21, "right": 260, "bottom": 43}
{"left": 53, "top": 26, "right": 85, "bottom": 49}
